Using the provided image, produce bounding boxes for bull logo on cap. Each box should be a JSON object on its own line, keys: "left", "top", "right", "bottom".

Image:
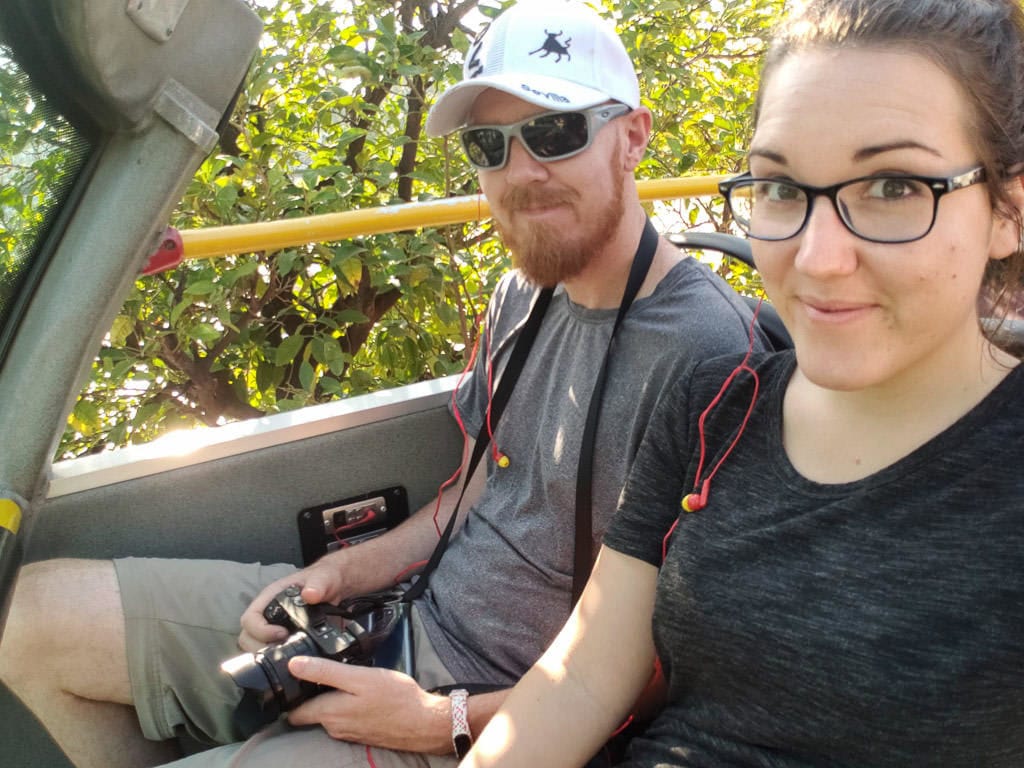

{"left": 530, "top": 30, "right": 572, "bottom": 62}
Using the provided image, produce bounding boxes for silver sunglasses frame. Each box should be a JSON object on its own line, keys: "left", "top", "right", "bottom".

{"left": 460, "top": 103, "right": 632, "bottom": 171}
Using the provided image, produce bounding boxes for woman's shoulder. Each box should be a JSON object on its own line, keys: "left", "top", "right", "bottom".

{"left": 684, "top": 349, "right": 795, "bottom": 394}
{"left": 650, "top": 350, "right": 793, "bottom": 441}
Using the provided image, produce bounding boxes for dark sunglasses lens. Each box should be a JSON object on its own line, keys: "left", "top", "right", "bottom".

{"left": 521, "top": 112, "right": 589, "bottom": 159}
{"left": 461, "top": 128, "right": 507, "bottom": 168}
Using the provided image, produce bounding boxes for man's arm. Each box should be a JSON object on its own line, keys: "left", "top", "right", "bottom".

{"left": 461, "top": 546, "right": 658, "bottom": 768}
{"left": 239, "top": 435, "right": 486, "bottom": 651}
{"left": 285, "top": 662, "right": 509, "bottom": 755}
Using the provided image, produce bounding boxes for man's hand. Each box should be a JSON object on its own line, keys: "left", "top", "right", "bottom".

{"left": 238, "top": 556, "right": 348, "bottom": 652}
{"left": 286, "top": 658, "right": 453, "bottom": 754}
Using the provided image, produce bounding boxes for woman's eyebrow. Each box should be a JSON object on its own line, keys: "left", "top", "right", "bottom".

{"left": 853, "top": 140, "right": 942, "bottom": 162}
{"left": 747, "top": 148, "right": 786, "bottom": 165}
{"left": 748, "top": 141, "right": 942, "bottom": 167}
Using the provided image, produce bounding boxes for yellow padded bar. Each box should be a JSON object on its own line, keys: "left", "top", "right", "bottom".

{"left": 178, "top": 175, "right": 728, "bottom": 260}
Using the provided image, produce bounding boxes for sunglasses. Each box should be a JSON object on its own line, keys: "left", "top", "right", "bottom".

{"left": 460, "top": 103, "right": 632, "bottom": 170}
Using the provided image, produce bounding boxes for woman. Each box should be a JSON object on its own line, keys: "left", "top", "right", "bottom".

{"left": 459, "top": 0, "right": 1024, "bottom": 765}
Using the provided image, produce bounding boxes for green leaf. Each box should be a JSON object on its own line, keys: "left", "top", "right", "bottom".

{"left": 70, "top": 400, "right": 101, "bottom": 435}
{"left": 333, "top": 256, "right": 361, "bottom": 287}
{"left": 109, "top": 315, "right": 135, "bottom": 346}
{"left": 256, "top": 360, "right": 283, "bottom": 393}
{"left": 275, "top": 333, "right": 305, "bottom": 366}
{"left": 299, "top": 360, "right": 316, "bottom": 391}
{"left": 276, "top": 250, "right": 302, "bottom": 275}
{"left": 223, "top": 260, "right": 259, "bottom": 287}
{"left": 335, "top": 309, "right": 369, "bottom": 325}
{"left": 324, "top": 342, "right": 348, "bottom": 375}
{"left": 184, "top": 280, "right": 216, "bottom": 297}
{"left": 320, "top": 376, "right": 343, "bottom": 395}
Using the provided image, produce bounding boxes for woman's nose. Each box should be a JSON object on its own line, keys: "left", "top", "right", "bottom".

{"left": 793, "top": 195, "right": 860, "bottom": 277}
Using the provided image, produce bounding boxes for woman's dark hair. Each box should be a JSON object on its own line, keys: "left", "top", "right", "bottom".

{"left": 758, "top": 0, "right": 1024, "bottom": 348}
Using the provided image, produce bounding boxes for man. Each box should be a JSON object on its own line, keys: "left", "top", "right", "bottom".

{"left": 0, "top": 1, "right": 764, "bottom": 766}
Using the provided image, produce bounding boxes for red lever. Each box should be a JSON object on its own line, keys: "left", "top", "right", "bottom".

{"left": 140, "top": 226, "right": 184, "bottom": 276}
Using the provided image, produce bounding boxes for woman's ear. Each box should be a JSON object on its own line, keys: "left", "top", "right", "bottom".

{"left": 620, "top": 106, "right": 652, "bottom": 172}
{"left": 991, "top": 175, "right": 1024, "bottom": 261}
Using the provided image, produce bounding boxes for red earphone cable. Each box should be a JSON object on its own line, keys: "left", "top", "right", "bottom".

{"left": 681, "top": 301, "right": 764, "bottom": 513}
{"left": 392, "top": 330, "right": 476, "bottom": 579}
{"left": 430, "top": 329, "right": 482, "bottom": 537}
{"left": 662, "top": 517, "right": 681, "bottom": 563}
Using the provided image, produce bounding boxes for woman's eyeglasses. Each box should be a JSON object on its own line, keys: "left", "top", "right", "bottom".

{"left": 718, "top": 167, "right": 987, "bottom": 244}
{"left": 460, "top": 104, "right": 632, "bottom": 171}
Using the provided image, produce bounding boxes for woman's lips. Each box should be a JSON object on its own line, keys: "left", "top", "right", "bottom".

{"left": 797, "top": 296, "right": 877, "bottom": 324}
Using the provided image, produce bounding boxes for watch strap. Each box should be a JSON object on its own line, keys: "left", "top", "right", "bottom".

{"left": 450, "top": 688, "right": 472, "bottom": 758}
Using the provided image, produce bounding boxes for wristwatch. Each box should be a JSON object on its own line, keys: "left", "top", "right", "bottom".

{"left": 450, "top": 688, "right": 472, "bottom": 758}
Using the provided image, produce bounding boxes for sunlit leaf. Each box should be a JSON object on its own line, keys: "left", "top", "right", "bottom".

{"left": 274, "top": 333, "right": 305, "bottom": 366}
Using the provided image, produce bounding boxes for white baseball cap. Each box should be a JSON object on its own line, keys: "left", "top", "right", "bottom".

{"left": 424, "top": 0, "right": 640, "bottom": 137}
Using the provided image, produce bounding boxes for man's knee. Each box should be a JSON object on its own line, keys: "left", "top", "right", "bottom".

{"left": 0, "top": 558, "right": 124, "bottom": 692}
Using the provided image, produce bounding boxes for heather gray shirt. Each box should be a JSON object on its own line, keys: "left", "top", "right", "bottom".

{"left": 417, "top": 257, "right": 765, "bottom": 685}
{"left": 606, "top": 352, "right": 1024, "bottom": 767}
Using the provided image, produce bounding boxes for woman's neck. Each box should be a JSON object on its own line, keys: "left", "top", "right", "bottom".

{"left": 781, "top": 332, "right": 1018, "bottom": 484}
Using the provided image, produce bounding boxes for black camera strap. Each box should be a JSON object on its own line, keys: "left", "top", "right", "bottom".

{"left": 572, "top": 216, "right": 657, "bottom": 603}
{"left": 401, "top": 284, "right": 553, "bottom": 603}
{"left": 402, "top": 217, "right": 658, "bottom": 605}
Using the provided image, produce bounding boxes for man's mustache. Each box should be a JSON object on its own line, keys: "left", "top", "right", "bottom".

{"left": 500, "top": 185, "right": 578, "bottom": 211}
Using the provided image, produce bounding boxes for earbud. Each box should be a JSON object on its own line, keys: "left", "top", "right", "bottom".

{"left": 496, "top": 453, "right": 510, "bottom": 468}
{"left": 681, "top": 480, "right": 710, "bottom": 513}
{"left": 681, "top": 493, "right": 705, "bottom": 513}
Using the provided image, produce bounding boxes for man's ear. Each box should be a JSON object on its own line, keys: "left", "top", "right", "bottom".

{"left": 991, "top": 175, "right": 1024, "bottom": 261}
{"left": 621, "top": 106, "right": 652, "bottom": 171}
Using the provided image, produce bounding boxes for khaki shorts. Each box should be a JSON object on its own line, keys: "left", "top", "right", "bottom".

{"left": 115, "top": 557, "right": 458, "bottom": 768}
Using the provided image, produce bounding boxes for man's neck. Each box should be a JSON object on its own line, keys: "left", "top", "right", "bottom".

{"left": 561, "top": 206, "right": 684, "bottom": 309}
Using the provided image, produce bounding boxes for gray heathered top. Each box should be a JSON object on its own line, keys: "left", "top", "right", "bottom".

{"left": 606, "top": 352, "right": 1024, "bottom": 767}
{"left": 416, "top": 257, "right": 766, "bottom": 685}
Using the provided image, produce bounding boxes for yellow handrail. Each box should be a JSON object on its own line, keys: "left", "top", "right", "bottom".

{"left": 178, "top": 175, "right": 727, "bottom": 260}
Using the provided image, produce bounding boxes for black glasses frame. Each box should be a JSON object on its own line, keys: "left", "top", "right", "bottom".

{"left": 460, "top": 103, "right": 632, "bottom": 171}
{"left": 718, "top": 166, "right": 987, "bottom": 244}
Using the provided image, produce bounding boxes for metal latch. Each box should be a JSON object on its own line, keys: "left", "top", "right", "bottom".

{"left": 323, "top": 496, "right": 387, "bottom": 537}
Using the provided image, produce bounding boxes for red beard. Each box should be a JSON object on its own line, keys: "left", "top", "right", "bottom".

{"left": 495, "top": 169, "right": 625, "bottom": 288}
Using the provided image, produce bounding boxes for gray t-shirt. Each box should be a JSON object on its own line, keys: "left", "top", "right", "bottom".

{"left": 606, "top": 352, "right": 1024, "bottom": 767}
{"left": 416, "top": 257, "right": 765, "bottom": 685}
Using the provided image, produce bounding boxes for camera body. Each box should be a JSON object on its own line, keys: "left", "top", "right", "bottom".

{"left": 262, "top": 585, "right": 365, "bottom": 658}
{"left": 221, "top": 585, "right": 406, "bottom": 735}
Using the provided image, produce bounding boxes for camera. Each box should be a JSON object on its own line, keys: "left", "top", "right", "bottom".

{"left": 221, "top": 585, "right": 406, "bottom": 735}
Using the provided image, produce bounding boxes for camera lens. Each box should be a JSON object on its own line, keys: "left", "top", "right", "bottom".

{"left": 221, "top": 631, "right": 322, "bottom": 736}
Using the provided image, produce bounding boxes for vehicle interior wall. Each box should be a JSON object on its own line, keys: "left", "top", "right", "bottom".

{"left": 26, "top": 398, "right": 463, "bottom": 566}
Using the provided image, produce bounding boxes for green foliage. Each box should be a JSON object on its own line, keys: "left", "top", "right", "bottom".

{"left": 0, "top": 49, "right": 94, "bottom": 336}
{"left": 617, "top": 0, "right": 785, "bottom": 226}
{"left": 58, "top": 0, "right": 785, "bottom": 458}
